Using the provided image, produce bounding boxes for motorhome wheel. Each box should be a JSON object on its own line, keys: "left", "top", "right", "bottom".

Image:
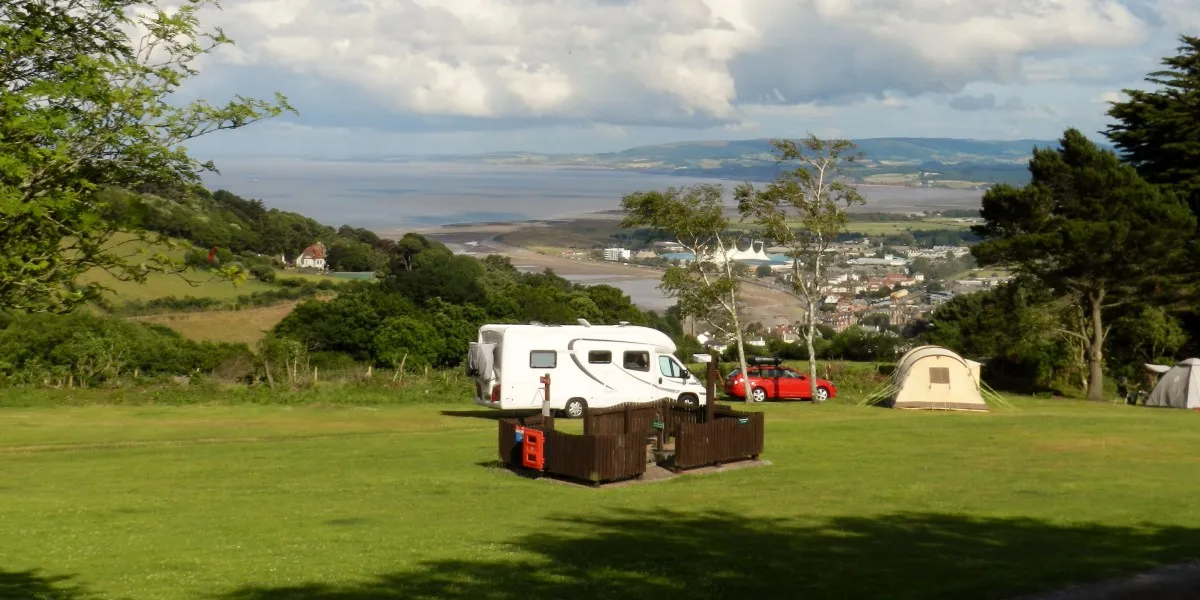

{"left": 563, "top": 398, "right": 587, "bottom": 419}
{"left": 678, "top": 393, "right": 698, "bottom": 407}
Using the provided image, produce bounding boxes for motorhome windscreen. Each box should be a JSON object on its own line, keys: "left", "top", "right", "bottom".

{"left": 659, "top": 356, "right": 684, "bottom": 378}
{"left": 588, "top": 351, "right": 612, "bottom": 364}
{"left": 530, "top": 350, "right": 557, "bottom": 369}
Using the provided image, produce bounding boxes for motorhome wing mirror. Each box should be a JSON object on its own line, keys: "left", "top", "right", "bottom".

{"left": 680, "top": 368, "right": 691, "bottom": 379}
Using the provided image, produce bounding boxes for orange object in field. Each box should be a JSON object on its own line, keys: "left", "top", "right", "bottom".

{"left": 522, "top": 428, "right": 544, "bottom": 470}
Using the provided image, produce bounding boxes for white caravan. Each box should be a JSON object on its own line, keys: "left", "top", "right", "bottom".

{"left": 467, "top": 321, "right": 708, "bottom": 418}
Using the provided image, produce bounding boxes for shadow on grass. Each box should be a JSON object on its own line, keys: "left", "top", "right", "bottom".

{"left": 0, "top": 569, "right": 93, "bottom": 600}
{"left": 214, "top": 510, "right": 1200, "bottom": 600}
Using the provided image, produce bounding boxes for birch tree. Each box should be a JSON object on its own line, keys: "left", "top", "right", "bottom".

{"left": 735, "top": 136, "right": 864, "bottom": 401}
{"left": 620, "top": 184, "right": 754, "bottom": 401}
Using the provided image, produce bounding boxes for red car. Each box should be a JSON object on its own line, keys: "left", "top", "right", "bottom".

{"left": 724, "top": 362, "right": 837, "bottom": 402}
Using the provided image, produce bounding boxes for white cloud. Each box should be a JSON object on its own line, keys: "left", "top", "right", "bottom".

{"left": 193, "top": 0, "right": 1199, "bottom": 131}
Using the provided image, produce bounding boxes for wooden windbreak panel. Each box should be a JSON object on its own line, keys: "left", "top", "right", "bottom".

{"left": 929, "top": 367, "right": 951, "bottom": 385}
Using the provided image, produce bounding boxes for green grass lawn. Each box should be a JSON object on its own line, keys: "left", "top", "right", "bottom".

{"left": 2, "top": 396, "right": 1199, "bottom": 599}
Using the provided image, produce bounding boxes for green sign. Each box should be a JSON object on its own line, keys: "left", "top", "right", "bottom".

{"left": 738, "top": 418, "right": 749, "bottom": 425}
{"left": 652, "top": 421, "right": 665, "bottom": 430}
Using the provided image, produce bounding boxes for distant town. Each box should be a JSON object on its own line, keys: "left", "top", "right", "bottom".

{"left": 545, "top": 212, "right": 1002, "bottom": 350}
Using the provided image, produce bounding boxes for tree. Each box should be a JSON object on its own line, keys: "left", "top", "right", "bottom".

{"left": 736, "top": 136, "right": 865, "bottom": 400}
{"left": 922, "top": 276, "right": 1072, "bottom": 392}
{"left": 971, "top": 129, "right": 1195, "bottom": 400}
{"left": 754, "top": 264, "right": 773, "bottom": 278}
{"left": 1105, "top": 35, "right": 1200, "bottom": 218}
{"left": 1105, "top": 35, "right": 1200, "bottom": 355}
{"left": 326, "top": 240, "right": 374, "bottom": 272}
{"left": 620, "top": 184, "right": 754, "bottom": 401}
{"left": 0, "top": 0, "right": 293, "bottom": 312}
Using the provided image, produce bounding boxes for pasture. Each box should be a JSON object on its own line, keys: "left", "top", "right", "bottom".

{"left": 843, "top": 218, "right": 970, "bottom": 235}
{"left": 131, "top": 302, "right": 307, "bottom": 345}
{"left": 2, "top": 394, "right": 1199, "bottom": 599}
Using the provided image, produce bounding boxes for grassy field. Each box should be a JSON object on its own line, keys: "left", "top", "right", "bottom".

{"left": 843, "top": 218, "right": 970, "bottom": 235}
{"left": 79, "top": 269, "right": 281, "bottom": 305}
{"left": 2, "top": 394, "right": 1199, "bottom": 599}
{"left": 132, "top": 302, "right": 306, "bottom": 345}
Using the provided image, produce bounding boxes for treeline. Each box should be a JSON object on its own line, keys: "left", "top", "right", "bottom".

{"left": 272, "top": 235, "right": 682, "bottom": 370}
{"left": 0, "top": 234, "right": 679, "bottom": 387}
{"left": 837, "top": 229, "right": 980, "bottom": 247}
{"left": 99, "top": 186, "right": 392, "bottom": 272}
{"left": 0, "top": 311, "right": 252, "bottom": 387}
{"left": 694, "top": 326, "right": 903, "bottom": 364}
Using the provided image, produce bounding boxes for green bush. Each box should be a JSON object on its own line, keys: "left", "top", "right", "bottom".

{"left": 0, "top": 312, "right": 253, "bottom": 386}
{"left": 250, "top": 265, "right": 277, "bottom": 283}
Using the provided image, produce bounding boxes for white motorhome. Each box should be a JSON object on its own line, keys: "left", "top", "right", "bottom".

{"left": 467, "top": 321, "right": 708, "bottom": 418}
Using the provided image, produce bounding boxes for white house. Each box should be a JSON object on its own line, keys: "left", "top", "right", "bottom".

{"left": 296, "top": 242, "right": 327, "bottom": 270}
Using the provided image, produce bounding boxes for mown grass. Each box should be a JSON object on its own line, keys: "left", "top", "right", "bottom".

{"left": 1, "top": 392, "right": 1199, "bottom": 600}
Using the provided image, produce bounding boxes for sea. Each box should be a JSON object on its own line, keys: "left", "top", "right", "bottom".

{"left": 200, "top": 159, "right": 983, "bottom": 312}
{"left": 200, "top": 159, "right": 984, "bottom": 232}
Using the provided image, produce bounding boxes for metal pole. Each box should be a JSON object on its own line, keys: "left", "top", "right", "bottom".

{"left": 706, "top": 355, "right": 718, "bottom": 423}
{"left": 540, "top": 374, "right": 554, "bottom": 430}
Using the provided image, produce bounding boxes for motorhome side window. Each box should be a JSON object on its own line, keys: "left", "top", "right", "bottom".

{"left": 588, "top": 351, "right": 612, "bottom": 364}
{"left": 529, "top": 350, "right": 557, "bottom": 369}
{"left": 623, "top": 351, "right": 650, "bottom": 372}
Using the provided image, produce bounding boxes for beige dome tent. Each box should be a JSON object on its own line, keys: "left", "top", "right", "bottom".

{"left": 874, "top": 345, "right": 989, "bottom": 411}
{"left": 1145, "top": 359, "right": 1200, "bottom": 409}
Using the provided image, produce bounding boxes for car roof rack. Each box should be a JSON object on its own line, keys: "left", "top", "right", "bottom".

{"left": 747, "top": 356, "right": 783, "bottom": 366}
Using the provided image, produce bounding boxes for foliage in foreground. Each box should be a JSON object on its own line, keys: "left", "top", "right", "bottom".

{"left": 0, "top": 0, "right": 291, "bottom": 313}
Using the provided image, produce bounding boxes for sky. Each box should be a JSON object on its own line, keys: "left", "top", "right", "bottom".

{"left": 175, "top": 0, "right": 1200, "bottom": 158}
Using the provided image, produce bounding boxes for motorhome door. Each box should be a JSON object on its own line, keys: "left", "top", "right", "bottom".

{"left": 618, "top": 349, "right": 660, "bottom": 401}
{"left": 656, "top": 355, "right": 691, "bottom": 398}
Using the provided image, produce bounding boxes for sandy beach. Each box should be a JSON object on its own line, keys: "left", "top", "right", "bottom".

{"left": 413, "top": 223, "right": 807, "bottom": 326}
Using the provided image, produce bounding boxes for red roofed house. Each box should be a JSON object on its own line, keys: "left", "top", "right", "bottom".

{"left": 296, "top": 242, "right": 327, "bottom": 270}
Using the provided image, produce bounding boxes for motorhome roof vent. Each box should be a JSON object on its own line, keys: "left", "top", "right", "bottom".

{"left": 577, "top": 319, "right": 592, "bottom": 327}
{"left": 529, "top": 321, "right": 543, "bottom": 326}
{"left": 618, "top": 321, "right": 630, "bottom": 326}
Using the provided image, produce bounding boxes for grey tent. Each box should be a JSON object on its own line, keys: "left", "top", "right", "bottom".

{"left": 1145, "top": 359, "right": 1200, "bottom": 409}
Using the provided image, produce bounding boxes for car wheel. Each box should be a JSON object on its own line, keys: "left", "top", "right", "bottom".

{"left": 563, "top": 398, "right": 587, "bottom": 419}
{"left": 751, "top": 387, "right": 767, "bottom": 402}
{"left": 679, "top": 393, "right": 699, "bottom": 407}
{"left": 813, "top": 387, "right": 830, "bottom": 403}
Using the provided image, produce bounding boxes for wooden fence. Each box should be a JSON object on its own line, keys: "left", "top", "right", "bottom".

{"left": 543, "top": 429, "right": 646, "bottom": 484}
{"left": 583, "top": 400, "right": 739, "bottom": 437}
{"left": 498, "top": 399, "right": 765, "bottom": 485}
{"left": 674, "top": 410, "right": 765, "bottom": 471}
{"left": 498, "top": 416, "right": 646, "bottom": 485}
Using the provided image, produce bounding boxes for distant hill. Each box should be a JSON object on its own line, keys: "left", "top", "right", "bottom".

{"left": 599, "top": 137, "right": 1052, "bottom": 166}
{"left": 385, "top": 137, "right": 1068, "bottom": 188}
